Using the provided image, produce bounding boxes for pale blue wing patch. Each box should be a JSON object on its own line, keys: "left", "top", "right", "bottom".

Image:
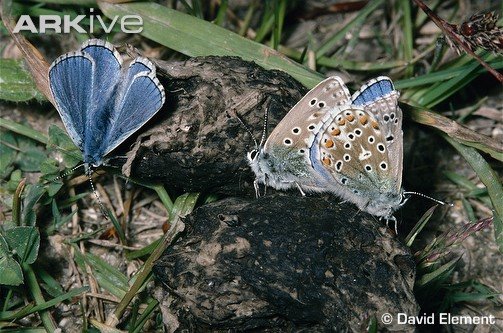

{"left": 101, "top": 67, "right": 165, "bottom": 157}
{"left": 351, "top": 76, "right": 395, "bottom": 106}
{"left": 81, "top": 39, "right": 122, "bottom": 95}
{"left": 78, "top": 40, "right": 123, "bottom": 165}
{"left": 49, "top": 51, "right": 94, "bottom": 150}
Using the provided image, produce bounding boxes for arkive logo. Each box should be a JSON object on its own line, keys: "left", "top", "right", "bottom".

{"left": 13, "top": 8, "right": 143, "bottom": 34}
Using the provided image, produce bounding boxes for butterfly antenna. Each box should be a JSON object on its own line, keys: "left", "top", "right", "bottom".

{"left": 404, "top": 191, "right": 454, "bottom": 207}
{"left": 258, "top": 104, "right": 270, "bottom": 148}
{"left": 235, "top": 114, "right": 258, "bottom": 149}
{"left": 86, "top": 167, "right": 110, "bottom": 220}
{"left": 49, "top": 163, "right": 85, "bottom": 183}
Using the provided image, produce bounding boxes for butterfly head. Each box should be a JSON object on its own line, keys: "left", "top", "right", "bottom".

{"left": 247, "top": 148, "right": 267, "bottom": 182}
{"left": 364, "top": 187, "right": 406, "bottom": 219}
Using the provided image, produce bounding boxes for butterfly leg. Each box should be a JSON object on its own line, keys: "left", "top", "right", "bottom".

{"left": 253, "top": 179, "right": 260, "bottom": 198}
{"left": 295, "top": 182, "right": 306, "bottom": 196}
{"left": 383, "top": 216, "right": 398, "bottom": 235}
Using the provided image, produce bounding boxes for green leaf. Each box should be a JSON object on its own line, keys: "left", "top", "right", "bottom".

{"left": 47, "top": 125, "right": 81, "bottom": 168}
{"left": 0, "top": 59, "right": 44, "bottom": 102}
{"left": 5, "top": 226, "right": 40, "bottom": 264}
{"left": 99, "top": 1, "right": 323, "bottom": 88}
{"left": 6, "top": 169, "right": 22, "bottom": 192}
{"left": 0, "top": 130, "right": 17, "bottom": 178}
{"left": 40, "top": 159, "right": 63, "bottom": 197}
{"left": 17, "top": 147, "right": 47, "bottom": 172}
{"left": 0, "top": 233, "right": 23, "bottom": 286}
{"left": 172, "top": 192, "right": 200, "bottom": 219}
{"left": 21, "top": 184, "right": 46, "bottom": 226}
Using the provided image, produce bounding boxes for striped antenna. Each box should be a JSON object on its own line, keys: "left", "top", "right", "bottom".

{"left": 258, "top": 104, "right": 270, "bottom": 149}
{"left": 85, "top": 166, "right": 109, "bottom": 220}
{"left": 234, "top": 114, "right": 258, "bottom": 149}
{"left": 50, "top": 163, "right": 85, "bottom": 182}
{"left": 49, "top": 163, "right": 110, "bottom": 220}
{"left": 404, "top": 191, "right": 454, "bottom": 207}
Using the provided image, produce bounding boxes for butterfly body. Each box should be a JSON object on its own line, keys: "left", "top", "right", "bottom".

{"left": 248, "top": 76, "right": 405, "bottom": 220}
{"left": 49, "top": 39, "right": 165, "bottom": 169}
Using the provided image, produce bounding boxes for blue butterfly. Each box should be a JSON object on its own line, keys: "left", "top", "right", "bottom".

{"left": 49, "top": 39, "right": 165, "bottom": 173}
{"left": 247, "top": 76, "right": 406, "bottom": 221}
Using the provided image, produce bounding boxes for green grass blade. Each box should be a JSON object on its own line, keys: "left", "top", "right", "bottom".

{"left": 444, "top": 136, "right": 503, "bottom": 251}
{"left": 0, "top": 118, "right": 48, "bottom": 145}
{"left": 415, "top": 53, "right": 497, "bottom": 108}
{"left": 400, "top": 0, "right": 414, "bottom": 77}
{"left": 405, "top": 205, "right": 438, "bottom": 247}
{"left": 214, "top": 0, "right": 228, "bottom": 26}
{"left": 396, "top": 58, "right": 503, "bottom": 89}
{"left": 416, "top": 257, "right": 460, "bottom": 287}
{"left": 0, "top": 286, "right": 88, "bottom": 321}
{"left": 99, "top": 1, "right": 323, "bottom": 88}
{"left": 281, "top": 46, "right": 408, "bottom": 71}
{"left": 315, "top": 0, "right": 384, "bottom": 59}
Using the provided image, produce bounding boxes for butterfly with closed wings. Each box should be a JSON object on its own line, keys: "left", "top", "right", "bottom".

{"left": 248, "top": 76, "right": 408, "bottom": 222}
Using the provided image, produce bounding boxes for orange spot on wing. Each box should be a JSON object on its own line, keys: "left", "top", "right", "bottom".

{"left": 322, "top": 157, "right": 331, "bottom": 166}
{"left": 371, "top": 120, "right": 379, "bottom": 129}
{"left": 359, "top": 115, "right": 368, "bottom": 125}
{"left": 331, "top": 128, "right": 341, "bottom": 136}
{"left": 346, "top": 114, "right": 355, "bottom": 122}
{"left": 338, "top": 119, "right": 346, "bottom": 126}
{"left": 325, "top": 139, "right": 334, "bottom": 148}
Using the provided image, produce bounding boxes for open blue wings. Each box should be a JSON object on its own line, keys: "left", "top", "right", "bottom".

{"left": 49, "top": 39, "right": 165, "bottom": 167}
{"left": 49, "top": 52, "right": 94, "bottom": 150}
{"left": 102, "top": 58, "right": 165, "bottom": 157}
